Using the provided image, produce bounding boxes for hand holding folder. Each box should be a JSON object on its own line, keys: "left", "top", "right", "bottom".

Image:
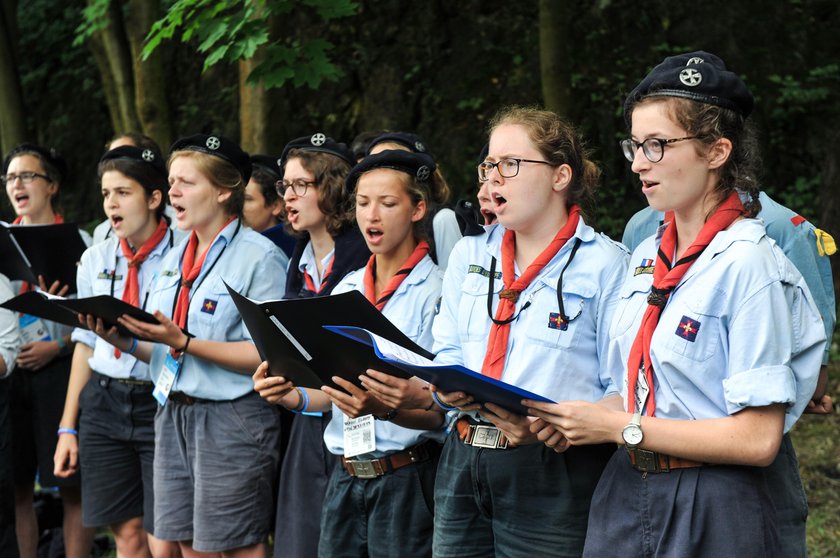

{"left": 324, "top": 326, "right": 555, "bottom": 415}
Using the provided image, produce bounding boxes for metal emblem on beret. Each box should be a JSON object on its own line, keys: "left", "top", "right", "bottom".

{"left": 206, "top": 136, "right": 221, "bottom": 150}
{"left": 141, "top": 149, "right": 155, "bottom": 162}
{"left": 277, "top": 158, "right": 283, "bottom": 167}
{"left": 416, "top": 165, "right": 431, "bottom": 181}
{"left": 414, "top": 141, "right": 426, "bottom": 153}
{"left": 679, "top": 68, "right": 702, "bottom": 87}
{"left": 310, "top": 133, "right": 326, "bottom": 146}
{"left": 686, "top": 57, "right": 705, "bottom": 65}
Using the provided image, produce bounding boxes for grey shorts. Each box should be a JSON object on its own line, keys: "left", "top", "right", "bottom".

{"left": 78, "top": 373, "right": 156, "bottom": 532}
{"left": 153, "top": 391, "right": 281, "bottom": 552}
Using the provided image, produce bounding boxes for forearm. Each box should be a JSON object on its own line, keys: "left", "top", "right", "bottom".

{"left": 628, "top": 405, "right": 786, "bottom": 466}
{"left": 183, "top": 339, "right": 262, "bottom": 375}
{"left": 390, "top": 409, "right": 445, "bottom": 430}
{"left": 58, "top": 344, "right": 94, "bottom": 429}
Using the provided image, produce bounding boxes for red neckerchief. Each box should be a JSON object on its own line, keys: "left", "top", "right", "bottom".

{"left": 481, "top": 205, "right": 581, "bottom": 380}
{"left": 363, "top": 240, "right": 430, "bottom": 311}
{"left": 115, "top": 218, "right": 168, "bottom": 358}
{"left": 16, "top": 214, "right": 64, "bottom": 294}
{"left": 626, "top": 192, "right": 743, "bottom": 415}
{"left": 303, "top": 254, "right": 335, "bottom": 294}
{"left": 171, "top": 216, "right": 235, "bottom": 348}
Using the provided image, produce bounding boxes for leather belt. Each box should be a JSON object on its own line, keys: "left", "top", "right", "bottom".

{"left": 627, "top": 448, "right": 705, "bottom": 473}
{"left": 341, "top": 441, "right": 434, "bottom": 479}
{"left": 168, "top": 391, "right": 213, "bottom": 406}
{"left": 456, "top": 417, "right": 509, "bottom": 449}
{"left": 93, "top": 372, "right": 153, "bottom": 388}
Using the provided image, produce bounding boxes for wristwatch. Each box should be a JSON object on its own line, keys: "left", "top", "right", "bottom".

{"left": 374, "top": 409, "right": 399, "bottom": 421}
{"left": 622, "top": 412, "right": 643, "bottom": 449}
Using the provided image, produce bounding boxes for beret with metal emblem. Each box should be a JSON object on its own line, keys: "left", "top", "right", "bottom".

{"left": 366, "top": 132, "right": 429, "bottom": 156}
{"left": 279, "top": 133, "right": 355, "bottom": 169}
{"left": 346, "top": 149, "right": 436, "bottom": 192}
{"left": 250, "top": 154, "right": 283, "bottom": 180}
{"left": 169, "top": 133, "right": 252, "bottom": 184}
{"left": 477, "top": 142, "right": 489, "bottom": 165}
{"left": 624, "top": 51, "right": 754, "bottom": 123}
{"left": 100, "top": 145, "right": 167, "bottom": 178}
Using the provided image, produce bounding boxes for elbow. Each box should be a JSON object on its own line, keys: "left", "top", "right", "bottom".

{"left": 746, "top": 434, "right": 782, "bottom": 467}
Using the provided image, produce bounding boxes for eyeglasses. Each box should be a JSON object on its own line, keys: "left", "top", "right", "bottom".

{"left": 276, "top": 178, "right": 317, "bottom": 197}
{"left": 1, "top": 172, "right": 51, "bottom": 185}
{"left": 477, "top": 158, "right": 553, "bottom": 182}
{"left": 619, "top": 137, "right": 697, "bottom": 163}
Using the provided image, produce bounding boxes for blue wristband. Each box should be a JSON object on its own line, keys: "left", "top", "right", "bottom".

{"left": 125, "top": 337, "right": 138, "bottom": 355}
{"left": 57, "top": 427, "right": 78, "bottom": 436}
{"left": 290, "top": 387, "right": 310, "bottom": 414}
{"left": 432, "top": 391, "right": 457, "bottom": 411}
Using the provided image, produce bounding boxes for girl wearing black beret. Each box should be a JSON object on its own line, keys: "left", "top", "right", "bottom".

{"left": 525, "top": 52, "right": 825, "bottom": 557}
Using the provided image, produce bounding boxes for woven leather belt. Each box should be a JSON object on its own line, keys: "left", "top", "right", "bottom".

{"left": 168, "top": 392, "right": 212, "bottom": 406}
{"left": 456, "top": 417, "right": 509, "bottom": 449}
{"left": 627, "top": 448, "right": 705, "bottom": 473}
{"left": 341, "top": 441, "right": 434, "bottom": 479}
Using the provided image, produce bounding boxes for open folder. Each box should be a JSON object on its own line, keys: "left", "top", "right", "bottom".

{"left": 0, "top": 223, "right": 88, "bottom": 293}
{"left": 324, "top": 326, "right": 555, "bottom": 415}
{"left": 226, "top": 284, "right": 431, "bottom": 390}
{"left": 0, "top": 291, "right": 164, "bottom": 341}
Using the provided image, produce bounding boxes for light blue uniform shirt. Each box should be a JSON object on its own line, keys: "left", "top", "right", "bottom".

{"left": 609, "top": 219, "right": 825, "bottom": 433}
{"left": 0, "top": 274, "right": 21, "bottom": 378}
{"left": 147, "top": 219, "right": 288, "bottom": 400}
{"left": 432, "top": 219, "right": 628, "bottom": 403}
{"left": 323, "top": 254, "right": 446, "bottom": 457}
{"left": 71, "top": 229, "right": 178, "bottom": 380}
{"left": 622, "top": 191, "right": 835, "bottom": 364}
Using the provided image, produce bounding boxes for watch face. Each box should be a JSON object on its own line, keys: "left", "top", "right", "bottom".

{"left": 623, "top": 425, "right": 643, "bottom": 446}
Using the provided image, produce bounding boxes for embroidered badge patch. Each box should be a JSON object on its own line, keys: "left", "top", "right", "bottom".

{"left": 201, "top": 299, "right": 218, "bottom": 315}
{"left": 548, "top": 312, "right": 569, "bottom": 331}
{"left": 96, "top": 269, "right": 121, "bottom": 280}
{"left": 467, "top": 264, "right": 501, "bottom": 280}
{"left": 634, "top": 258, "right": 655, "bottom": 276}
{"left": 675, "top": 316, "right": 700, "bottom": 342}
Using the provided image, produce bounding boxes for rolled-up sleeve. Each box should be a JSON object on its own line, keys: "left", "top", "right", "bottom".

{"left": 0, "top": 275, "right": 21, "bottom": 377}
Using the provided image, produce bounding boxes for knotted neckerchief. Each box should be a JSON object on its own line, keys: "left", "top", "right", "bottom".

{"left": 363, "top": 240, "right": 430, "bottom": 311}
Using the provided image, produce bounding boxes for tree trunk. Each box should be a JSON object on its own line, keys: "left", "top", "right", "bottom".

{"left": 240, "top": 56, "right": 268, "bottom": 154}
{"left": 125, "top": 0, "right": 172, "bottom": 150}
{"left": 0, "top": 0, "right": 26, "bottom": 153}
{"left": 539, "top": 0, "right": 571, "bottom": 116}
{"left": 88, "top": 0, "right": 140, "bottom": 135}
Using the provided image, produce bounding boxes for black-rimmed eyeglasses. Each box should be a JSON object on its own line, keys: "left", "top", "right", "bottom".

{"left": 477, "top": 158, "right": 553, "bottom": 182}
{"left": 276, "top": 178, "right": 317, "bottom": 197}
{"left": 1, "top": 172, "right": 51, "bottom": 185}
{"left": 620, "top": 137, "right": 697, "bottom": 163}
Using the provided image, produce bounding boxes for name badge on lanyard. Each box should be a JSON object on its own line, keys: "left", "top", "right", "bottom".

{"left": 343, "top": 414, "right": 376, "bottom": 458}
{"left": 19, "top": 314, "right": 51, "bottom": 345}
{"left": 153, "top": 353, "right": 182, "bottom": 406}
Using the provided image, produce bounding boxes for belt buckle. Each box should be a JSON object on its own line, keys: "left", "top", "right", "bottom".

{"left": 347, "top": 460, "right": 379, "bottom": 479}
{"left": 631, "top": 449, "right": 662, "bottom": 473}
{"left": 471, "top": 425, "right": 503, "bottom": 449}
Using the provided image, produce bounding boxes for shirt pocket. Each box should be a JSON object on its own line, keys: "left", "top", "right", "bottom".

{"left": 664, "top": 287, "right": 725, "bottom": 363}
{"left": 610, "top": 275, "right": 651, "bottom": 339}
{"left": 149, "top": 272, "right": 181, "bottom": 315}
{"left": 192, "top": 276, "right": 242, "bottom": 336}
{"left": 529, "top": 281, "right": 597, "bottom": 350}
{"left": 458, "top": 272, "right": 501, "bottom": 343}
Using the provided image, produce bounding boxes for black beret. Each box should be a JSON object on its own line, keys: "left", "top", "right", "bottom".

{"left": 4, "top": 143, "right": 67, "bottom": 180}
{"left": 279, "top": 133, "right": 355, "bottom": 169}
{"left": 100, "top": 145, "right": 167, "bottom": 178}
{"left": 366, "top": 132, "right": 428, "bottom": 155}
{"left": 624, "top": 51, "right": 754, "bottom": 123}
{"left": 169, "top": 133, "right": 251, "bottom": 184}
{"left": 346, "top": 150, "right": 436, "bottom": 192}
{"left": 250, "top": 154, "right": 282, "bottom": 180}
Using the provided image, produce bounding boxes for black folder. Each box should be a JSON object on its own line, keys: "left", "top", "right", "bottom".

{"left": 325, "top": 326, "right": 554, "bottom": 415}
{"left": 226, "top": 284, "right": 429, "bottom": 390}
{"left": 0, "top": 223, "right": 88, "bottom": 293}
{"left": 0, "top": 292, "right": 165, "bottom": 342}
